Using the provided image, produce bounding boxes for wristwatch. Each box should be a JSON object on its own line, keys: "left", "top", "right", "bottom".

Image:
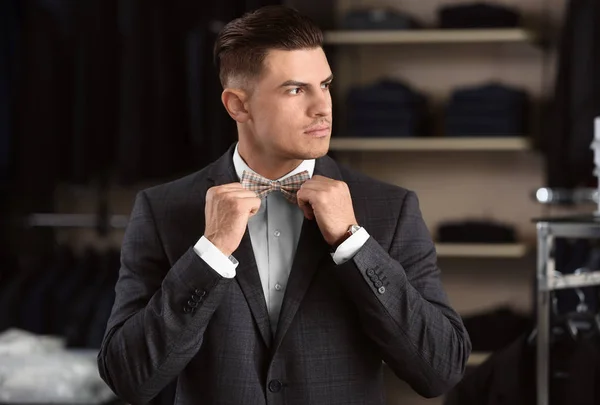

{"left": 332, "top": 224, "right": 361, "bottom": 251}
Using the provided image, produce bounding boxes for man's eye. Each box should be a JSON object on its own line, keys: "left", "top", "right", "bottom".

{"left": 322, "top": 82, "right": 332, "bottom": 89}
{"left": 289, "top": 88, "right": 302, "bottom": 95}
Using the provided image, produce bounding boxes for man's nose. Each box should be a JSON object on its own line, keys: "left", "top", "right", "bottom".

{"left": 309, "top": 91, "right": 332, "bottom": 117}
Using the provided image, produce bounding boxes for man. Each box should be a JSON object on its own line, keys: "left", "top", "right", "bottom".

{"left": 98, "top": 5, "right": 471, "bottom": 405}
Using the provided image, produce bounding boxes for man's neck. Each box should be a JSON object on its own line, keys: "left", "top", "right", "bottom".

{"left": 237, "top": 141, "right": 303, "bottom": 181}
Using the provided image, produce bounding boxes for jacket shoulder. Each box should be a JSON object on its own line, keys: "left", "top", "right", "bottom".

{"left": 338, "top": 163, "right": 412, "bottom": 203}
{"left": 337, "top": 163, "right": 419, "bottom": 249}
{"left": 138, "top": 163, "right": 215, "bottom": 203}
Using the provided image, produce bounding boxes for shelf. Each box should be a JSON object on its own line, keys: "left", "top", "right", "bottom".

{"left": 384, "top": 351, "right": 490, "bottom": 368}
{"left": 329, "top": 137, "right": 530, "bottom": 151}
{"left": 323, "top": 28, "right": 537, "bottom": 45}
{"left": 547, "top": 271, "right": 600, "bottom": 291}
{"left": 467, "top": 351, "right": 492, "bottom": 367}
{"left": 384, "top": 351, "right": 490, "bottom": 367}
{"left": 435, "top": 243, "right": 529, "bottom": 258}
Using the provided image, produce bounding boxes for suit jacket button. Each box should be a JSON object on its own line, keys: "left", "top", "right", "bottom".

{"left": 378, "top": 286, "right": 386, "bottom": 294}
{"left": 183, "top": 305, "right": 192, "bottom": 313}
{"left": 268, "top": 379, "right": 282, "bottom": 393}
{"left": 366, "top": 269, "right": 375, "bottom": 277}
{"left": 374, "top": 280, "right": 383, "bottom": 288}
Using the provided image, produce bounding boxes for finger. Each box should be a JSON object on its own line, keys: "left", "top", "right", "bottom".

{"left": 309, "top": 175, "right": 335, "bottom": 182}
{"left": 300, "top": 179, "right": 334, "bottom": 192}
{"left": 235, "top": 195, "right": 262, "bottom": 201}
{"left": 244, "top": 197, "right": 262, "bottom": 217}
{"left": 296, "top": 190, "right": 315, "bottom": 220}
{"left": 217, "top": 183, "right": 246, "bottom": 190}
{"left": 297, "top": 199, "right": 314, "bottom": 220}
{"left": 298, "top": 186, "right": 329, "bottom": 208}
{"left": 218, "top": 188, "right": 259, "bottom": 198}
{"left": 210, "top": 184, "right": 245, "bottom": 196}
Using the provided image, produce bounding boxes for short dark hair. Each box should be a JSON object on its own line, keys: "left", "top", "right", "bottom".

{"left": 214, "top": 5, "right": 324, "bottom": 88}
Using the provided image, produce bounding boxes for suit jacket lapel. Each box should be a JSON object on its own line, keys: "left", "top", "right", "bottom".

{"left": 272, "top": 219, "right": 328, "bottom": 352}
{"left": 234, "top": 230, "right": 273, "bottom": 347}
{"left": 272, "top": 153, "right": 344, "bottom": 353}
{"left": 207, "top": 144, "right": 273, "bottom": 348}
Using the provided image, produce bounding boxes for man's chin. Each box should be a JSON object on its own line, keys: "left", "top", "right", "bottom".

{"left": 301, "top": 140, "right": 330, "bottom": 159}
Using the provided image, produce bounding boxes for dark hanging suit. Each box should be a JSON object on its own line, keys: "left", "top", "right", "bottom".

{"left": 12, "top": 0, "right": 279, "bottom": 191}
{"left": 544, "top": 0, "right": 600, "bottom": 189}
{"left": 444, "top": 334, "right": 600, "bottom": 405}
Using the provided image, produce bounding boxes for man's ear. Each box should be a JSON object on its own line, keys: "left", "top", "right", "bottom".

{"left": 221, "top": 88, "right": 250, "bottom": 123}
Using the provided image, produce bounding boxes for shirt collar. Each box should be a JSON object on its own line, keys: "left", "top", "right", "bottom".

{"left": 233, "top": 143, "right": 315, "bottom": 182}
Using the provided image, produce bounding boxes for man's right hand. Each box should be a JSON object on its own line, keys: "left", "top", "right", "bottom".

{"left": 204, "top": 183, "right": 262, "bottom": 257}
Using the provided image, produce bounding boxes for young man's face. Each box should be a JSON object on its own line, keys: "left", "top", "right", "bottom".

{"left": 245, "top": 47, "right": 333, "bottom": 161}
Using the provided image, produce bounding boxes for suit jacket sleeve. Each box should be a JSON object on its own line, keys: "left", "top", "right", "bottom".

{"left": 97, "top": 190, "right": 233, "bottom": 404}
{"left": 332, "top": 190, "right": 471, "bottom": 398}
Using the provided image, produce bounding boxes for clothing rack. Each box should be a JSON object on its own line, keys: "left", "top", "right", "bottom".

{"left": 534, "top": 117, "right": 600, "bottom": 405}
{"left": 535, "top": 119, "right": 600, "bottom": 210}
{"left": 534, "top": 216, "right": 600, "bottom": 405}
{"left": 25, "top": 213, "right": 129, "bottom": 229}
{"left": 22, "top": 175, "right": 130, "bottom": 233}
{"left": 533, "top": 187, "right": 597, "bottom": 206}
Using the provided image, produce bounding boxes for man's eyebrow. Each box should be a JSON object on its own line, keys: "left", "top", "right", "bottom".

{"left": 279, "top": 74, "right": 334, "bottom": 88}
{"left": 279, "top": 80, "right": 308, "bottom": 88}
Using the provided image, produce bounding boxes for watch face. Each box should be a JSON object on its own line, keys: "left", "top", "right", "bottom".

{"left": 350, "top": 224, "right": 361, "bottom": 234}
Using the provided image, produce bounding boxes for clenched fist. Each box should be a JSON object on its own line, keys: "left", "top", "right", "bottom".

{"left": 296, "top": 175, "right": 358, "bottom": 247}
{"left": 204, "top": 183, "right": 261, "bottom": 256}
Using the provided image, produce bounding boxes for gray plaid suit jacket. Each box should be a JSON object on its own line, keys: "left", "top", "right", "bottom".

{"left": 97, "top": 144, "right": 471, "bottom": 405}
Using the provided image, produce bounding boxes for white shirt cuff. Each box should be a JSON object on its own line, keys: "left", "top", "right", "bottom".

{"left": 331, "top": 227, "right": 370, "bottom": 265}
{"left": 194, "top": 236, "right": 239, "bottom": 278}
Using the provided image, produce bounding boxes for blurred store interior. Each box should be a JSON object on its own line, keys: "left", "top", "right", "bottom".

{"left": 1, "top": 0, "right": 599, "bottom": 404}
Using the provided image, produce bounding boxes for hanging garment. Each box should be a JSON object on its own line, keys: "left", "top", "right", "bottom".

{"left": 544, "top": 0, "right": 600, "bottom": 189}
{"left": 444, "top": 333, "right": 600, "bottom": 405}
{"left": 438, "top": 3, "right": 521, "bottom": 29}
{"left": 13, "top": 0, "right": 281, "bottom": 191}
{"left": 0, "top": 0, "right": 21, "bottom": 187}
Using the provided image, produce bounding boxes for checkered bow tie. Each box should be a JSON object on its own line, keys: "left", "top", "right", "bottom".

{"left": 240, "top": 170, "right": 310, "bottom": 204}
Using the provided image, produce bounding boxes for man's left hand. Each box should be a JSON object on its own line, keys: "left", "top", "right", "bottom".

{"left": 296, "top": 175, "right": 358, "bottom": 247}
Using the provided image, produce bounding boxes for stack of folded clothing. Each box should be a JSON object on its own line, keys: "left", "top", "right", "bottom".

{"left": 341, "top": 8, "right": 422, "bottom": 30}
{"left": 445, "top": 83, "right": 530, "bottom": 137}
{"left": 436, "top": 219, "right": 518, "bottom": 244}
{"left": 346, "top": 79, "right": 429, "bottom": 137}
{"left": 462, "top": 307, "right": 532, "bottom": 352}
{"left": 438, "top": 2, "right": 521, "bottom": 29}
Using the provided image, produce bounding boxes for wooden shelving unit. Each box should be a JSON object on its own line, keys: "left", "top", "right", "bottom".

{"left": 467, "top": 351, "right": 491, "bottom": 367}
{"left": 323, "top": 28, "right": 537, "bottom": 45}
{"left": 385, "top": 351, "right": 491, "bottom": 368}
{"left": 329, "top": 137, "right": 531, "bottom": 152}
{"left": 435, "top": 243, "right": 529, "bottom": 258}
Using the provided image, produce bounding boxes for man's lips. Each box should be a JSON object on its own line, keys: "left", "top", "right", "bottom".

{"left": 305, "top": 125, "right": 330, "bottom": 134}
